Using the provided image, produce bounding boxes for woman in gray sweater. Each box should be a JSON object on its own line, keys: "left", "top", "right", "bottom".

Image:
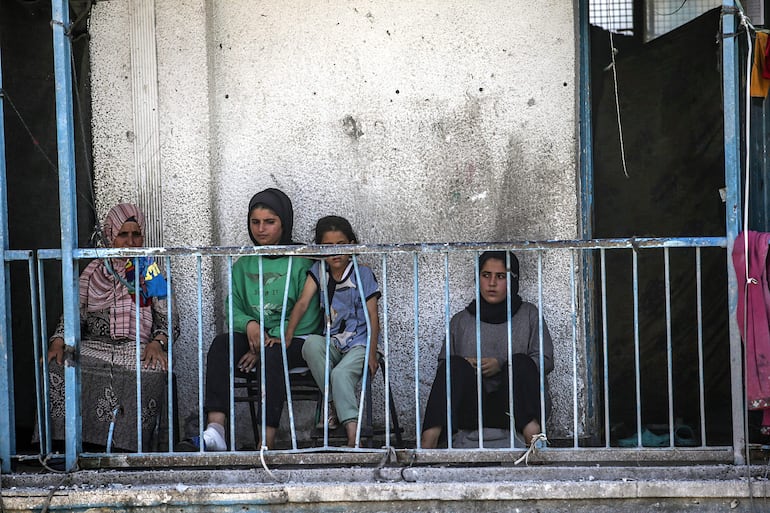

{"left": 421, "top": 251, "right": 554, "bottom": 448}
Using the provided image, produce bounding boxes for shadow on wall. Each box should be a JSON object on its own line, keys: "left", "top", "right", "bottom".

{"left": 591, "top": 8, "right": 731, "bottom": 444}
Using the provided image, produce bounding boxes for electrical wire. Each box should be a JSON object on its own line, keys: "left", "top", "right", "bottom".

{"left": 658, "top": 0, "right": 689, "bottom": 17}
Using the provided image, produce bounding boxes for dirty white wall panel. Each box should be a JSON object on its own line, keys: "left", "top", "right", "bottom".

{"left": 153, "top": 0, "right": 217, "bottom": 432}
{"left": 129, "top": 0, "right": 164, "bottom": 246}
{"left": 89, "top": 0, "right": 135, "bottom": 216}
{"left": 90, "top": 0, "right": 217, "bottom": 436}
{"left": 89, "top": 0, "right": 580, "bottom": 443}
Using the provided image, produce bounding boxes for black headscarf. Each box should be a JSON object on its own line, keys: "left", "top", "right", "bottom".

{"left": 246, "top": 188, "right": 295, "bottom": 245}
{"left": 465, "top": 251, "right": 522, "bottom": 324}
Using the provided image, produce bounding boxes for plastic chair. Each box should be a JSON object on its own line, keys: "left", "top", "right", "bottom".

{"left": 234, "top": 366, "right": 321, "bottom": 445}
{"left": 235, "top": 353, "right": 403, "bottom": 448}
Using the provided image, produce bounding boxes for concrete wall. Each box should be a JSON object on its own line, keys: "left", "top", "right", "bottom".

{"left": 88, "top": 0, "right": 581, "bottom": 444}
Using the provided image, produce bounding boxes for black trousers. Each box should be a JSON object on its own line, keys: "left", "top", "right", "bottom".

{"left": 422, "top": 354, "right": 544, "bottom": 436}
{"left": 204, "top": 332, "right": 306, "bottom": 428}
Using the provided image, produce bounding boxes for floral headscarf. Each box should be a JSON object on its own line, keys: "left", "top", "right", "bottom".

{"left": 81, "top": 203, "right": 153, "bottom": 340}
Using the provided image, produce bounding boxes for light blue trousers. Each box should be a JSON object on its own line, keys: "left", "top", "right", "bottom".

{"left": 301, "top": 334, "right": 366, "bottom": 424}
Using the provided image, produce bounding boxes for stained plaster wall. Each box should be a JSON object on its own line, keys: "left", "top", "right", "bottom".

{"left": 88, "top": 0, "right": 582, "bottom": 444}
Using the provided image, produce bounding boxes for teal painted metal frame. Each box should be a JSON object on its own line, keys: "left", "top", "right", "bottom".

{"left": 51, "top": 0, "right": 82, "bottom": 471}
{"left": 721, "top": 0, "right": 746, "bottom": 465}
{"left": 0, "top": 41, "right": 15, "bottom": 474}
{"left": 578, "top": 0, "right": 602, "bottom": 442}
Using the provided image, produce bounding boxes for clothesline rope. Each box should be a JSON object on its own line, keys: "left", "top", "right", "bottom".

{"left": 514, "top": 432, "right": 547, "bottom": 465}
{"left": 608, "top": 31, "right": 629, "bottom": 178}
{"left": 739, "top": 7, "right": 753, "bottom": 285}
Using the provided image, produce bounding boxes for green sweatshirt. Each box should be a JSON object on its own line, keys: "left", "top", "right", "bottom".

{"left": 226, "top": 255, "right": 321, "bottom": 338}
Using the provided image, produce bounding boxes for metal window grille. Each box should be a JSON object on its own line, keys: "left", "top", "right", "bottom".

{"left": 645, "top": 0, "right": 721, "bottom": 41}
{"left": 590, "top": 0, "right": 635, "bottom": 35}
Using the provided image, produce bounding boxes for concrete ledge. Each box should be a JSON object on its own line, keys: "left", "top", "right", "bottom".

{"left": 1, "top": 465, "right": 767, "bottom": 512}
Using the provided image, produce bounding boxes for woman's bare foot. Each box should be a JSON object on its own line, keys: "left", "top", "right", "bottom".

{"left": 522, "top": 420, "right": 541, "bottom": 445}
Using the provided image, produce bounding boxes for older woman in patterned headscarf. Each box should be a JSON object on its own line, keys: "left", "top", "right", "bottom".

{"left": 44, "top": 203, "right": 178, "bottom": 452}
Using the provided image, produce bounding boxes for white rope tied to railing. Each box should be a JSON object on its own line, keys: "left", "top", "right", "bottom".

{"left": 514, "top": 433, "right": 548, "bottom": 466}
{"left": 259, "top": 445, "right": 279, "bottom": 482}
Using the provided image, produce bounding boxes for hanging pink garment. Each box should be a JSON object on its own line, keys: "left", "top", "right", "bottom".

{"left": 733, "top": 231, "right": 770, "bottom": 434}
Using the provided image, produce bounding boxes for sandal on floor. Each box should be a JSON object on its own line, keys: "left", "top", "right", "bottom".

{"left": 674, "top": 424, "right": 699, "bottom": 446}
{"left": 316, "top": 406, "right": 339, "bottom": 430}
{"left": 617, "top": 427, "right": 670, "bottom": 447}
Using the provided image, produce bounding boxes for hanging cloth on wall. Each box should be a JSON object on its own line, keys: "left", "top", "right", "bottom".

{"left": 733, "top": 231, "right": 770, "bottom": 434}
{"left": 750, "top": 32, "right": 770, "bottom": 98}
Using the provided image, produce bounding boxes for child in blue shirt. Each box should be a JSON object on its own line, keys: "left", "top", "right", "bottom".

{"left": 285, "top": 216, "right": 380, "bottom": 447}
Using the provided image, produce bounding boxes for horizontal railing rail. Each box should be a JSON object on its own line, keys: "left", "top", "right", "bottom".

{"left": 11, "top": 236, "right": 737, "bottom": 470}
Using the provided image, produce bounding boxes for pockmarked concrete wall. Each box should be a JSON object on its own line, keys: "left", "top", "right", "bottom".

{"left": 89, "top": 0, "right": 581, "bottom": 444}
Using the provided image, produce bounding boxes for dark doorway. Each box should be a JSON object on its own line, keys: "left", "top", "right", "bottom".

{"left": 590, "top": 8, "right": 732, "bottom": 444}
{"left": 0, "top": 0, "right": 94, "bottom": 451}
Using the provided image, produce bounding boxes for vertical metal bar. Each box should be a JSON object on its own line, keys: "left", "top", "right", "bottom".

{"left": 134, "top": 258, "right": 143, "bottom": 452}
{"left": 506, "top": 252, "right": 515, "bottom": 448}
{"left": 164, "top": 256, "right": 174, "bottom": 450}
{"left": 601, "top": 249, "right": 610, "bottom": 447}
{"left": 279, "top": 257, "right": 298, "bottom": 450}
{"left": 413, "top": 253, "right": 421, "bottom": 449}
{"left": 319, "top": 261, "right": 332, "bottom": 449}
{"left": 443, "top": 253, "right": 453, "bottom": 448}
{"left": 722, "top": 0, "right": 746, "bottom": 465}
{"left": 537, "top": 251, "right": 546, "bottom": 439}
{"left": 0, "top": 41, "right": 13, "bottom": 473}
{"left": 228, "top": 256, "right": 235, "bottom": 449}
{"left": 578, "top": 0, "right": 601, "bottom": 446}
{"left": 474, "top": 252, "right": 483, "bottom": 447}
{"left": 52, "top": 0, "right": 81, "bottom": 471}
{"left": 632, "top": 250, "right": 642, "bottom": 446}
{"left": 258, "top": 256, "right": 266, "bottom": 450}
{"left": 664, "top": 248, "right": 674, "bottom": 446}
{"left": 578, "top": 0, "right": 593, "bottom": 242}
{"left": 381, "top": 254, "right": 391, "bottom": 445}
{"left": 696, "top": 248, "right": 707, "bottom": 446}
{"left": 29, "top": 255, "right": 44, "bottom": 458}
{"left": 195, "top": 255, "right": 204, "bottom": 452}
{"left": 37, "top": 258, "right": 52, "bottom": 455}
{"left": 570, "top": 250, "right": 579, "bottom": 448}
{"left": 353, "top": 256, "right": 372, "bottom": 448}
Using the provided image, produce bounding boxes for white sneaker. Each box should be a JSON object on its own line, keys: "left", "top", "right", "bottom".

{"left": 202, "top": 425, "right": 227, "bottom": 451}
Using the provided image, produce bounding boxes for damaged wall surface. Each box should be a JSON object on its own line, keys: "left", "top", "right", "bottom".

{"left": 87, "top": 0, "right": 580, "bottom": 443}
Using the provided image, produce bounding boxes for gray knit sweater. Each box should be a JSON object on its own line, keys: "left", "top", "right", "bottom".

{"left": 437, "top": 302, "right": 554, "bottom": 393}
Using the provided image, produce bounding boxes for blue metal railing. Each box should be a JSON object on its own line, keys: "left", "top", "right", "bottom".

{"left": 0, "top": 41, "right": 12, "bottom": 475}
{"left": 17, "top": 235, "right": 736, "bottom": 469}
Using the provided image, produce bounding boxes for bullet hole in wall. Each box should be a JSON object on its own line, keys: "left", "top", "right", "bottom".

{"left": 395, "top": 89, "right": 400, "bottom": 94}
{"left": 225, "top": 94, "right": 229, "bottom": 99}
{"left": 342, "top": 115, "right": 364, "bottom": 140}
{"left": 479, "top": 87, "right": 484, "bottom": 92}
